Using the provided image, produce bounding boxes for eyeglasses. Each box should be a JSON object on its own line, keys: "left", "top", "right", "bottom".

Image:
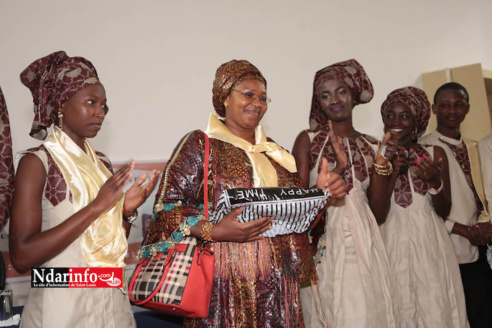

{"left": 232, "top": 89, "right": 271, "bottom": 105}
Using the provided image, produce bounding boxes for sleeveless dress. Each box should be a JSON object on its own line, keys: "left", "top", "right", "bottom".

{"left": 19, "top": 146, "right": 136, "bottom": 328}
{"left": 300, "top": 130, "right": 398, "bottom": 328}
{"left": 379, "top": 145, "right": 469, "bottom": 327}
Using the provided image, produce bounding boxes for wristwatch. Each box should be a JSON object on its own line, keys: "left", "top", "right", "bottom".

{"left": 124, "top": 210, "right": 138, "bottom": 225}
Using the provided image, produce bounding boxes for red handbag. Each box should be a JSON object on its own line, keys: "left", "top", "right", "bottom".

{"left": 128, "top": 132, "right": 214, "bottom": 318}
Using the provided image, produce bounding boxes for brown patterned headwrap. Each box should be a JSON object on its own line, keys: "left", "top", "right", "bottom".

{"left": 212, "top": 60, "right": 267, "bottom": 117}
{"left": 381, "top": 86, "right": 430, "bottom": 139}
{"left": 20, "top": 51, "right": 101, "bottom": 140}
{"left": 309, "top": 59, "right": 374, "bottom": 130}
{"left": 0, "top": 87, "right": 15, "bottom": 230}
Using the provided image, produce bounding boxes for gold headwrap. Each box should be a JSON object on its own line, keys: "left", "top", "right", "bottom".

{"left": 205, "top": 112, "right": 297, "bottom": 187}
{"left": 44, "top": 127, "right": 127, "bottom": 267}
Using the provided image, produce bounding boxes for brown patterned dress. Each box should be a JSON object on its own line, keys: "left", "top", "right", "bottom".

{"left": 145, "top": 130, "right": 316, "bottom": 328}
{"left": 0, "top": 87, "right": 14, "bottom": 231}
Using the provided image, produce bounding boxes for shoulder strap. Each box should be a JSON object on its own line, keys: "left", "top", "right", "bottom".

{"left": 203, "top": 132, "right": 210, "bottom": 220}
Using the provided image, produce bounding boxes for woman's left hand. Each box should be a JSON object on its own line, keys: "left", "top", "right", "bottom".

{"left": 413, "top": 155, "right": 442, "bottom": 188}
{"left": 123, "top": 168, "right": 161, "bottom": 217}
{"left": 316, "top": 158, "right": 346, "bottom": 199}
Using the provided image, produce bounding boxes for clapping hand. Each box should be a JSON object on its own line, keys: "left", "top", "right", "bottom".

{"left": 92, "top": 162, "right": 134, "bottom": 213}
{"left": 413, "top": 155, "right": 442, "bottom": 189}
{"left": 123, "top": 165, "right": 161, "bottom": 217}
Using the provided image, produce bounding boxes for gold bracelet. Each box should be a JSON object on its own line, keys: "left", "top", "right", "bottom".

{"left": 201, "top": 221, "right": 214, "bottom": 242}
{"left": 373, "top": 161, "right": 393, "bottom": 176}
{"left": 374, "top": 164, "right": 392, "bottom": 176}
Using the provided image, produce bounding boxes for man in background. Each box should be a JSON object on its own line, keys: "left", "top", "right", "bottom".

{"left": 420, "top": 82, "right": 492, "bottom": 328}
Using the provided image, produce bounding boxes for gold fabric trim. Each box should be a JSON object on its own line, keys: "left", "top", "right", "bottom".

{"left": 464, "top": 137, "right": 490, "bottom": 223}
{"left": 44, "top": 127, "right": 127, "bottom": 267}
{"left": 205, "top": 112, "right": 297, "bottom": 187}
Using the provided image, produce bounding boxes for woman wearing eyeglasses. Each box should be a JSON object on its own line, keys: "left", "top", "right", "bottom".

{"left": 293, "top": 59, "right": 398, "bottom": 327}
{"left": 144, "top": 59, "right": 346, "bottom": 327}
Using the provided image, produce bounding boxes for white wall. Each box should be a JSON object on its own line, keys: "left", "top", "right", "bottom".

{"left": 1, "top": 0, "right": 491, "bottom": 163}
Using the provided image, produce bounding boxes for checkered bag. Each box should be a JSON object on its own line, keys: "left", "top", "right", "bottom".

{"left": 128, "top": 236, "right": 214, "bottom": 317}
{"left": 210, "top": 188, "right": 329, "bottom": 237}
{"left": 128, "top": 131, "right": 214, "bottom": 318}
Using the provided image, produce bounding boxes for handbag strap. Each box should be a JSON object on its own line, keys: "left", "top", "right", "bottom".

{"left": 203, "top": 131, "right": 210, "bottom": 220}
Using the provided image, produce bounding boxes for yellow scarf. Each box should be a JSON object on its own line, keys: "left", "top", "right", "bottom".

{"left": 205, "top": 113, "right": 297, "bottom": 187}
{"left": 44, "top": 127, "right": 127, "bottom": 267}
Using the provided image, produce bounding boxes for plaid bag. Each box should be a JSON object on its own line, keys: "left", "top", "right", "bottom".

{"left": 128, "top": 237, "right": 214, "bottom": 317}
{"left": 128, "top": 131, "right": 214, "bottom": 318}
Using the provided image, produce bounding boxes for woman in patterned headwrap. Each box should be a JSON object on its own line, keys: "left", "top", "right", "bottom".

{"left": 376, "top": 86, "right": 469, "bottom": 327}
{"left": 9, "top": 51, "right": 160, "bottom": 328}
{"left": 293, "top": 59, "right": 399, "bottom": 327}
{"left": 0, "top": 87, "right": 14, "bottom": 231}
{"left": 144, "top": 59, "right": 346, "bottom": 327}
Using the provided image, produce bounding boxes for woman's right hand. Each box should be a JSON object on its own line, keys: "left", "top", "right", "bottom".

{"left": 211, "top": 207, "right": 273, "bottom": 242}
{"left": 91, "top": 162, "right": 134, "bottom": 214}
{"left": 375, "top": 131, "right": 399, "bottom": 165}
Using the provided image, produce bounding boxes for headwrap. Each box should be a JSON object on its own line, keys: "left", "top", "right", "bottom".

{"left": 212, "top": 60, "right": 267, "bottom": 117}
{"left": 381, "top": 86, "right": 430, "bottom": 139}
{"left": 0, "top": 87, "right": 14, "bottom": 231}
{"left": 309, "top": 59, "right": 374, "bottom": 130}
{"left": 20, "top": 51, "right": 101, "bottom": 140}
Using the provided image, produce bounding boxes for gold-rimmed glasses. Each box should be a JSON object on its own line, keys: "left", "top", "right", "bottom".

{"left": 231, "top": 89, "right": 271, "bottom": 105}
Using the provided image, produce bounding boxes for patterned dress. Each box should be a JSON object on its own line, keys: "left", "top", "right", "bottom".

{"left": 379, "top": 145, "right": 469, "bottom": 328}
{"left": 145, "top": 130, "right": 316, "bottom": 328}
{"left": 20, "top": 146, "right": 136, "bottom": 328}
{"left": 0, "top": 87, "right": 14, "bottom": 230}
{"left": 300, "top": 130, "right": 397, "bottom": 328}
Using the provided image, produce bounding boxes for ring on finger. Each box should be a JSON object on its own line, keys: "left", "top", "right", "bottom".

{"left": 381, "top": 145, "right": 388, "bottom": 158}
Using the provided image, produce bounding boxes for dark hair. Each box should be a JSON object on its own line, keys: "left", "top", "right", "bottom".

{"left": 433, "top": 82, "right": 469, "bottom": 105}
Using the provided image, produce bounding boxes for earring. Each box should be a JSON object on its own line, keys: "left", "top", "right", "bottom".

{"left": 411, "top": 127, "right": 418, "bottom": 140}
{"left": 58, "top": 112, "right": 64, "bottom": 130}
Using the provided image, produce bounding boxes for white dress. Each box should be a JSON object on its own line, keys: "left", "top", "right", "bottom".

{"left": 379, "top": 145, "right": 469, "bottom": 328}
{"left": 300, "top": 131, "right": 398, "bottom": 328}
{"left": 19, "top": 146, "right": 136, "bottom": 328}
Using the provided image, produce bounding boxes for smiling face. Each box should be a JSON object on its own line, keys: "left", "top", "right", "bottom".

{"left": 223, "top": 79, "right": 268, "bottom": 135}
{"left": 318, "top": 79, "right": 355, "bottom": 123}
{"left": 59, "top": 83, "right": 108, "bottom": 148}
{"left": 432, "top": 88, "right": 469, "bottom": 132}
{"left": 383, "top": 102, "right": 415, "bottom": 142}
